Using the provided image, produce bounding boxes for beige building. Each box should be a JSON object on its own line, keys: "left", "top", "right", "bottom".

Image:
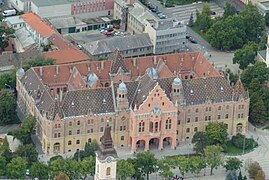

{"left": 16, "top": 51, "right": 249, "bottom": 155}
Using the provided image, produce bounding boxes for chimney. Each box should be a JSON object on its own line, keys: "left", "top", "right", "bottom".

{"left": 87, "top": 65, "right": 91, "bottom": 72}
{"left": 40, "top": 67, "right": 43, "bottom": 76}
{"left": 101, "top": 61, "right": 104, "bottom": 70}
{"left": 56, "top": 65, "right": 59, "bottom": 75}
{"left": 153, "top": 56, "right": 157, "bottom": 64}
{"left": 133, "top": 58, "right": 136, "bottom": 67}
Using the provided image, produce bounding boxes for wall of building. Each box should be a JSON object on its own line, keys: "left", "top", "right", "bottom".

{"left": 31, "top": 3, "right": 71, "bottom": 18}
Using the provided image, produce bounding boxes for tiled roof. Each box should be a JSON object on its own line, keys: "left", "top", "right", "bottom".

{"left": 43, "top": 48, "right": 89, "bottom": 64}
{"left": 182, "top": 76, "right": 234, "bottom": 105}
{"left": 21, "top": 12, "right": 55, "bottom": 38}
{"left": 61, "top": 87, "right": 115, "bottom": 117}
{"left": 110, "top": 50, "right": 129, "bottom": 74}
{"left": 20, "top": 52, "right": 248, "bottom": 119}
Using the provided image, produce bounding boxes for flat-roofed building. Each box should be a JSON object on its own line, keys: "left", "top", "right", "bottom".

{"left": 145, "top": 18, "right": 187, "bottom": 54}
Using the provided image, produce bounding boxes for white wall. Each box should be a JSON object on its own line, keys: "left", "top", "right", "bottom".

{"left": 8, "top": 0, "right": 26, "bottom": 11}
{"left": 31, "top": 3, "right": 71, "bottom": 18}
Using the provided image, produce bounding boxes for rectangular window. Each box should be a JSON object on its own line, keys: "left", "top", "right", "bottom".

{"left": 225, "top": 114, "right": 229, "bottom": 119}
{"left": 217, "top": 115, "right": 221, "bottom": 120}
{"left": 208, "top": 116, "right": 211, "bottom": 121}
{"left": 77, "top": 130, "right": 80, "bottom": 134}
{"left": 100, "top": 127, "right": 104, "bottom": 132}
{"left": 186, "top": 128, "right": 190, "bottom": 133}
{"left": 241, "top": 114, "right": 244, "bottom": 118}
{"left": 69, "top": 131, "right": 72, "bottom": 135}
{"left": 238, "top": 114, "right": 241, "bottom": 118}
{"left": 177, "top": 120, "right": 180, "bottom": 125}
{"left": 187, "top": 118, "right": 190, "bottom": 123}
{"left": 195, "top": 117, "right": 198, "bottom": 122}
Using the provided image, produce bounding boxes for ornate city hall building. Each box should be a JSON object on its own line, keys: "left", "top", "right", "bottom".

{"left": 16, "top": 51, "right": 249, "bottom": 155}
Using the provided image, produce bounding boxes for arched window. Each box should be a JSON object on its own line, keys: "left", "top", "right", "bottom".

{"left": 77, "top": 121, "right": 80, "bottom": 125}
{"left": 106, "top": 167, "right": 111, "bottom": 176}
{"left": 69, "top": 122, "right": 72, "bottom": 126}
{"left": 76, "top": 140, "right": 80, "bottom": 144}
{"left": 68, "top": 140, "right": 72, "bottom": 145}
{"left": 88, "top": 138, "right": 92, "bottom": 143}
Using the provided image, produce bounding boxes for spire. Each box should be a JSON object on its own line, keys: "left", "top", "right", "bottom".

{"left": 96, "top": 122, "right": 118, "bottom": 160}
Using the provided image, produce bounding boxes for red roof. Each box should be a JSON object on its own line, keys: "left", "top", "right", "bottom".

{"left": 21, "top": 12, "right": 55, "bottom": 38}
{"left": 34, "top": 52, "right": 220, "bottom": 85}
{"left": 43, "top": 47, "right": 89, "bottom": 64}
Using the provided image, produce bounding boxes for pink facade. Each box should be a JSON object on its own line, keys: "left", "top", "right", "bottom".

{"left": 71, "top": 0, "right": 113, "bottom": 15}
{"left": 129, "top": 85, "right": 177, "bottom": 152}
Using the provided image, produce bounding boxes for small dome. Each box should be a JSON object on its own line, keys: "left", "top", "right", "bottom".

{"left": 173, "top": 77, "right": 182, "bottom": 85}
{"left": 119, "top": 82, "right": 127, "bottom": 91}
{"left": 87, "top": 73, "right": 99, "bottom": 87}
{"left": 16, "top": 68, "right": 25, "bottom": 77}
{"left": 146, "top": 67, "right": 158, "bottom": 80}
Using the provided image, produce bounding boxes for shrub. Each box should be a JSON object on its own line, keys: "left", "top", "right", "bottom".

{"left": 231, "top": 134, "right": 257, "bottom": 149}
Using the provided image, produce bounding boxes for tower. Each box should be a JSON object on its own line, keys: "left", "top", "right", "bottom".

{"left": 116, "top": 82, "right": 129, "bottom": 109}
{"left": 171, "top": 77, "right": 183, "bottom": 104}
{"left": 95, "top": 123, "right": 118, "bottom": 180}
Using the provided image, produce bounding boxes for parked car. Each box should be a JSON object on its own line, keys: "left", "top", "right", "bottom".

{"left": 189, "top": 38, "right": 197, "bottom": 44}
{"left": 26, "top": 169, "right": 30, "bottom": 176}
{"left": 151, "top": 9, "right": 157, "bottom": 13}
{"left": 186, "top": 35, "right": 191, "bottom": 39}
{"left": 159, "top": 14, "right": 167, "bottom": 19}
{"left": 210, "top": 11, "right": 216, "bottom": 15}
{"left": 113, "top": 24, "right": 120, "bottom": 29}
{"left": 105, "top": 31, "right": 113, "bottom": 36}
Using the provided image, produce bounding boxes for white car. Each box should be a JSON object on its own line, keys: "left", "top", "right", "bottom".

{"left": 26, "top": 169, "right": 30, "bottom": 176}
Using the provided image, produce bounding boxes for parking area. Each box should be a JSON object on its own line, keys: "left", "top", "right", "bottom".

{"left": 168, "top": 1, "right": 224, "bottom": 24}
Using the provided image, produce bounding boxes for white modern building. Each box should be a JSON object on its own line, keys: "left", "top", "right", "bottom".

{"left": 145, "top": 18, "right": 187, "bottom": 54}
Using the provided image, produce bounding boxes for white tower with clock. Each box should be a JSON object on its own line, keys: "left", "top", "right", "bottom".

{"left": 94, "top": 123, "right": 118, "bottom": 180}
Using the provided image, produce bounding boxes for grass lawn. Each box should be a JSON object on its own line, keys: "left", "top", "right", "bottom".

{"left": 191, "top": 25, "right": 210, "bottom": 42}
{"left": 226, "top": 141, "right": 256, "bottom": 155}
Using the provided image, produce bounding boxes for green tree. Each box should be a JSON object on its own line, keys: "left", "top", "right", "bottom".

{"left": 0, "top": 26, "right": 15, "bottom": 51}
{"left": 241, "top": 62, "right": 269, "bottom": 86}
{"left": 135, "top": 151, "right": 157, "bottom": 180}
{"left": 117, "top": 159, "right": 136, "bottom": 180}
{"left": 157, "top": 158, "right": 173, "bottom": 179}
{"left": 265, "top": 13, "right": 269, "bottom": 26}
{"left": 126, "top": 158, "right": 143, "bottom": 180}
{"left": 207, "top": 15, "right": 246, "bottom": 50}
{"left": 189, "top": 156, "right": 206, "bottom": 176}
{"left": 196, "top": 3, "right": 213, "bottom": 31}
{"left": 0, "top": 137, "right": 13, "bottom": 162}
{"left": 50, "top": 158, "right": 81, "bottom": 180}
{"left": 0, "top": 156, "right": 6, "bottom": 176}
{"left": 6, "top": 157, "right": 28, "bottom": 179}
{"left": 238, "top": 171, "right": 243, "bottom": 180}
{"left": 233, "top": 42, "right": 258, "bottom": 69}
{"left": 49, "top": 155, "right": 64, "bottom": 164}
{"left": 192, "top": 131, "right": 210, "bottom": 154}
{"left": 205, "top": 122, "right": 228, "bottom": 147}
{"left": 0, "top": 90, "right": 18, "bottom": 125}
{"left": 250, "top": 94, "right": 268, "bottom": 125}
{"left": 12, "top": 115, "right": 36, "bottom": 144}
{"left": 188, "top": 13, "right": 194, "bottom": 27}
{"left": 0, "top": 69, "right": 16, "bottom": 90}
{"left": 248, "top": 161, "right": 262, "bottom": 179}
{"left": 15, "top": 144, "right": 38, "bottom": 165}
{"left": 74, "top": 140, "right": 99, "bottom": 160}
{"left": 174, "top": 156, "right": 189, "bottom": 178}
{"left": 204, "top": 145, "right": 224, "bottom": 175}
{"left": 30, "top": 162, "right": 49, "bottom": 180}
{"left": 23, "top": 56, "right": 55, "bottom": 71}
{"left": 224, "top": 157, "right": 242, "bottom": 172}
{"left": 223, "top": 2, "right": 237, "bottom": 19}
{"left": 79, "top": 156, "right": 95, "bottom": 180}
{"left": 241, "top": 4, "right": 265, "bottom": 43}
